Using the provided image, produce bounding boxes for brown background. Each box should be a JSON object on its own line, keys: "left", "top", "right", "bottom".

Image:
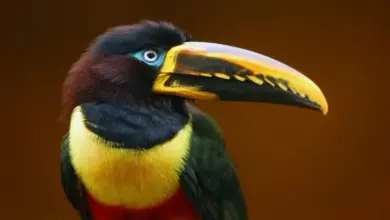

{"left": 1, "top": 0, "right": 389, "bottom": 219}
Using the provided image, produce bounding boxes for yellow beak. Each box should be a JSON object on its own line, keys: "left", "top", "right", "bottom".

{"left": 152, "top": 42, "right": 328, "bottom": 115}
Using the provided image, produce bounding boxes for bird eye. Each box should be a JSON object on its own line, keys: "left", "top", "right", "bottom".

{"left": 142, "top": 49, "right": 159, "bottom": 63}
{"left": 130, "top": 48, "right": 166, "bottom": 67}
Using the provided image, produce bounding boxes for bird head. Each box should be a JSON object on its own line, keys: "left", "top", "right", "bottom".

{"left": 62, "top": 20, "right": 328, "bottom": 147}
{"left": 62, "top": 21, "right": 192, "bottom": 119}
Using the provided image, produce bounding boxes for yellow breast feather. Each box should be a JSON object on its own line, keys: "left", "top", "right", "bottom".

{"left": 68, "top": 106, "right": 192, "bottom": 209}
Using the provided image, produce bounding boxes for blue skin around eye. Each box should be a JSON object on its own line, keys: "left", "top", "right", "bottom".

{"left": 130, "top": 48, "right": 167, "bottom": 67}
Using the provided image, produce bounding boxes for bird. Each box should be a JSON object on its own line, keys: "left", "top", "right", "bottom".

{"left": 60, "top": 20, "right": 328, "bottom": 220}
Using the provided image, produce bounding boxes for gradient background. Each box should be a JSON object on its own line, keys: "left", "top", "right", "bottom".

{"left": 2, "top": 0, "right": 389, "bottom": 219}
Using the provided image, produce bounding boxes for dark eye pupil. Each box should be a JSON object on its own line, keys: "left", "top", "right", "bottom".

{"left": 147, "top": 52, "right": 156, "bottom": 59}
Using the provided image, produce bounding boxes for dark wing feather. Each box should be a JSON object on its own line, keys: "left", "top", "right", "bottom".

{"left": 60, "top": 133, "right": 93, "bottom": 220}
{"left": 180, "top": 103, "right": 248, "bottom": 220}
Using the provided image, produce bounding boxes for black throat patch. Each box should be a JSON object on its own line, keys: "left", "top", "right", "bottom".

{"left": 81, "top": 103, "right": 189, "bottom": 149}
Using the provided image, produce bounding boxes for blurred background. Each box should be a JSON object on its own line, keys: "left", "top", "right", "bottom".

{"left": 1, "top": 0, "right": 389, "bottom": 219}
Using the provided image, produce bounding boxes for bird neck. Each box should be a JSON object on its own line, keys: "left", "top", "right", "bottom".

{"left": 79, "top": 100, "right": 189, "bottom": 149}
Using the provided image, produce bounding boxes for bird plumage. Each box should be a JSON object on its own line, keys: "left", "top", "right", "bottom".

{"left": 61, "top": 103, "right": 247, "bottom": 219}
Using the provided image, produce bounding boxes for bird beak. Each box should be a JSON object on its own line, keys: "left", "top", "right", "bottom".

{"left": 152, "top": 41, "right": 328, "bottom": 115}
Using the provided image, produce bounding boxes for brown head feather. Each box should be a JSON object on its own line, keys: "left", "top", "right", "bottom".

{"left": 61, "top": 21, "right": 191, "bottom": 122}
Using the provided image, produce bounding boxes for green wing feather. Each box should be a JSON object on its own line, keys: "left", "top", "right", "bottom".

{"left": 180, "top": 103, "right": 248, "bottom": 220}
